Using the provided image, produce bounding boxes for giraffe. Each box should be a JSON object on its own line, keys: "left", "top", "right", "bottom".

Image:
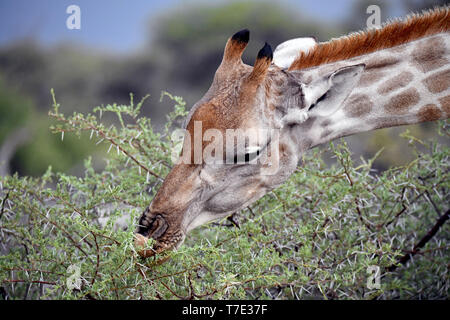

{"left": 135, "top": 7, "right": 450, "bottom": 257}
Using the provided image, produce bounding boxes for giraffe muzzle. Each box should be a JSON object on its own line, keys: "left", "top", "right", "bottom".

{"left": 137, "top": 213, "right": 168, "bottom": 239}
{"left": 135, "top": 212, "right": 183, "bottom": 258}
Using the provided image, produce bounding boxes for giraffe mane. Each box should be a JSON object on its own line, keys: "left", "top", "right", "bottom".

{"left": 289, "top": 6, "right": 450, "bottom": 71}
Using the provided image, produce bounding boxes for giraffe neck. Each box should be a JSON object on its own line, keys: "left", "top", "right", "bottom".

{"left": 299, "top": 32, "right": 449, "bottom": 148}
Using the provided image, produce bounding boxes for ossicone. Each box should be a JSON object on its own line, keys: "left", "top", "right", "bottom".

{"left": 221, "top": 29, "right": 250, "bottom": 66}
{"left": 257, "top": 42, "right": 273, "bottom": 61}
{"left": 247, "top": 42, "right": 273, "bottom": 83}
{"left": 231, "top": 29, "right": 250, "bottom": 44}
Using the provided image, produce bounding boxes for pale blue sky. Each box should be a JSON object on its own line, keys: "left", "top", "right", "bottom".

{"left": 0, "top": 0, "right": 405, "bottom": 53}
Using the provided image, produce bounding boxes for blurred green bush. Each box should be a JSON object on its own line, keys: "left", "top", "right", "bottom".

{"left": 0, "top": 78, "right": 32, "bottom": 144}
{"left": 0, "top": 79, "right": 103, "bottom": 176}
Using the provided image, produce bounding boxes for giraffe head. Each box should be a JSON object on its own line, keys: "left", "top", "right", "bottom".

{"left": 135, "top": 29, "right": 365, "bottom": 256}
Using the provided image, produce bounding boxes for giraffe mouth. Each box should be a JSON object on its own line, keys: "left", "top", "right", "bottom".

{"left": 134, "top": 232, "right": 185, "bottom": 258}
{"left": 135, "top": 213, "right": 170, "bottom": 257}
{"left": 137, "top": 214, "right": 168, "bottom": 239}
{"left": 134, "top": 233, "right": 170, "bottom": 257}
{"left": 135, "top": 213, "right": 186, "bottom": 257}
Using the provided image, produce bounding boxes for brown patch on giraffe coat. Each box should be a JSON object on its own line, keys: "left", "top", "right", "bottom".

{"left": 438, "top": 95, "right": 450, "bottom": 116}
{"left": 359, "top": 71, "right": 386, "bottom": 87}
{"left": 418, "top": 104, "right": 443, "bottom": 122}
{"left": 411, "top": 36, "right": 448, "bottom": 73}
{"left": 358, "top": 56, "right": 399, "bottom": 87}
{"left": 377, "top": 71, "right": 414, "bottom": 95}
{"left": 384, "top": 88, "right": 420, "bottom": 115}
{"left": 344, "top": 94, "right": 373, "bottom": 118}
{"left": 422, "top": 69, "right": 450, "bottom": 93}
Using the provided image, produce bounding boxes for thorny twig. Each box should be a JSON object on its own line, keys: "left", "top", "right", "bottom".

{"left": 387, "top": 208, "right": 449, "bottom": 272}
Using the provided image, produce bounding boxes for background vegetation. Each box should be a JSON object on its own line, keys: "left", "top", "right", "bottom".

{"left": 0, "top": 95, "right": 448, "bottom": 299}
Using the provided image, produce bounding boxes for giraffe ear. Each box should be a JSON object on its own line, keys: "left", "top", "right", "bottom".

{"left": 305, "top": 64, "right": 365, "bottom": 117}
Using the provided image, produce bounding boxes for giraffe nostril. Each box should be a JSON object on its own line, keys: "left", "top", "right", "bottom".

{"left": 137, "top": 213, "right": 169, "bottom": 240}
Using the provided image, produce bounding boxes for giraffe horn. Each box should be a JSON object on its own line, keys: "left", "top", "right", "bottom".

{"left": 248, "top": 42, "right": 273, "bottom": 83}
{"left": 220, "top": 29, "right": 250, "bottom": 66}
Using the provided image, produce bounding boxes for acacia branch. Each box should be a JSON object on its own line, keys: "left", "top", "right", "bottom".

{"left": 49, "top": 111, "right": 163, "bottom": 180}
{"left": 2, "top": 279, "right": 56, "bottom": 286}
{"left": 387, "top": 208, "right": 449, "bottom": 272}
{"left": 92, "top": 125, "right": 163, "bottom": 180}
{"left": 90, "top": 231, "right": 101, "bottom": 286}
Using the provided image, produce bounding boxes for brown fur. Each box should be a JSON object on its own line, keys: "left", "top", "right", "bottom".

{"left": 221, "top": 38, "right": 248, "bottom": 66}
{"left": 411, "top": 36, "right": 448, "bottom": 73}
{"left": 418, "top": 104, "right": 443, "bottom": 121}
{"left": 359, "top": 71, "right": 386, "bottom": 87}
{"left": 378, "top": 71, "right": 414, "bottom": 95}
{"left": 438, "top": 95, "right": 450, "bottom": 115}
{"left": 384, "top": 88, "right": 420, "bottom": 114}
{"left": 422, "top": 69, "right": 450, "bottom": 93}
{"left": 344, "top": 94, "right": 373, "bottom": 117}
{"left": 289, "top": 7, "right": 449, "bottom": 71}
{"left": 249, "top": 56, "right": 272, "bottom": 82}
